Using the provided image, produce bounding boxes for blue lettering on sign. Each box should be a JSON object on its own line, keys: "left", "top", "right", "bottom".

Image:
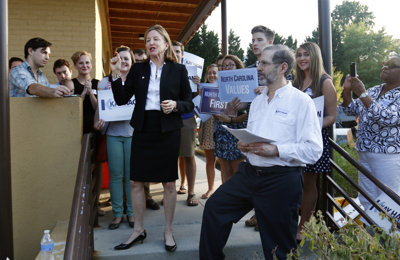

{"left": 106, "top": 98, "right": 135, "bottom": 109}
{"left": 234, "top": 75, "right": 254, "bottom": 81}
{"left": 101, "top": 100, "right": 106, "bottom": 110}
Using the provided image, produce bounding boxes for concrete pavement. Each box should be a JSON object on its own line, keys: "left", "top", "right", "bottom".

{"left": 93, "top": 154, "right": 265, "bottom": 259}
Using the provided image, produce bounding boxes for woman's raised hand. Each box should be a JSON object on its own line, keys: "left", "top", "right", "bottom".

{"left": 110, "top": 52, "right": 121, "bottom": 73}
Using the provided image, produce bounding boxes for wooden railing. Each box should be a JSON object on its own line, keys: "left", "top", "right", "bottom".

{"left": 64, "top": 133, "right": 102, "bottom": 260}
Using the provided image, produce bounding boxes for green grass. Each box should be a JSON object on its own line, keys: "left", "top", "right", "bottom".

{"left": 332, "top": 144, "right": 359, "bottom": 198}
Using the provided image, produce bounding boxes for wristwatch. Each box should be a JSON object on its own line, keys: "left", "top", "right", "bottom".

{"left": 359, "top": 92, "right": 369, "bottom": 99}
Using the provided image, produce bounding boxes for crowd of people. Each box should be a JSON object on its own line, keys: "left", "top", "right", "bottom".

{"left": 8, "top": 22, "right": 400, "bottom": 259}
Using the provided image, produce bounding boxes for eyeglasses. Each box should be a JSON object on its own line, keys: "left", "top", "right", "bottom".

{"left": 382, "top": 61, "right": 400, "bottom": 70}
{"left": 223, "top": 63, "right": 236, "bottom": 69}
{"left": 258, "top": 60, "right": 276, "bottom": 67}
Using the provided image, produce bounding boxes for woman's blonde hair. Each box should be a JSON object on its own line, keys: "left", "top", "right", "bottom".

{"left": 294, "top": 42, "right": 330, "bottom": 97}
{"left": 206, "top": 63, "right": 218, "bottom": 83}
{"left": 71, "top": 50, "right": 92, "bottom": 65}
{"left": 144, "top": 24, "right": 178, "bottom": 63}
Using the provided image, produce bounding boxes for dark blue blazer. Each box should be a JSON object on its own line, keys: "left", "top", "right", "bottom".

{"left": 111, "top": 60, "right": 194, "bottom": 133}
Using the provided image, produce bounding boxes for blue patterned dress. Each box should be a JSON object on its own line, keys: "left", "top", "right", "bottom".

{"left": 214, "top": 112, "right": 247, "bottom": 160}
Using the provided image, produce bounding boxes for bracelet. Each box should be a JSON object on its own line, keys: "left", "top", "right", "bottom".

{"left": 111, "top": 71, "right": 121, "bottom": 81}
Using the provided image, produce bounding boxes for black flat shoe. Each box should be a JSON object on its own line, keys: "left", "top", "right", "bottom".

{"left": 128, "top": 220, "right": 134, "bottom": 228}
{"left": 164, "top": 234, "right": 177, "bottom": 252}
{"left": 108, "top": 218, "right": 122, "bottom": 230}
{"left": 114, "top": 230, "right": 147, "bottom": 250}
{"left": 146, "top": 199, "right": 160, "bottom": 210}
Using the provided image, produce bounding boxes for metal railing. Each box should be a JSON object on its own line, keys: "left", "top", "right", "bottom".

{"left": 319, "top": 137, "right": 400, "bottom": 230}
{"left": 64, "top": 133, "right": 102, "bottom": 260}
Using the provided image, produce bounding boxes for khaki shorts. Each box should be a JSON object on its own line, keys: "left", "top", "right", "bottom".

{"left": 179, "top": 116, "right": 197, "bottom": 157}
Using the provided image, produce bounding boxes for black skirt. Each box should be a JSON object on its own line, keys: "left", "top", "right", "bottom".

{"left": 130, "top": 110, "right": 180, "bottom": 182}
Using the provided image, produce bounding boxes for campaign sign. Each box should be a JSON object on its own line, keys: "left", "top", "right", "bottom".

{"left": 98, "top": 89, "right": 135, "bottom": 122}
{"left": 313, "top": 96, "right": 324, "bottom": 128}
{"left": 364, "top": 193, "right": 400, "bottom": 234}
{"left": 200, "top": 83, "right": 235, "bottom": 116}
{"left": 192, "top": 95, "right": 212, "bottom": 122}
{"left": 186, "top": 65, "right": 199, "bottom": 92}
{"left": 218, "top": 68, "right": 258, "bottom": 102}
{"left": 182, "top": 51, "right": 204, "bottom": 76}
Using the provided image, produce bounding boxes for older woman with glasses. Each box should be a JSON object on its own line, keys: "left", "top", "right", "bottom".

{"left": 341, "top": 55, "right": 400, "bottom": 212}
{"left": 213, "top": 55, "right": 247, "bottom": 183}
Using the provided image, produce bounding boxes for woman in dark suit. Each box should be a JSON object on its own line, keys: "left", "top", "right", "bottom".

{"left": 111, "top": 24, "right": 193, "bottom": 252}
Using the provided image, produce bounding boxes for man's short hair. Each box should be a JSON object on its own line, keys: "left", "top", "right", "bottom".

{"left": 9, "top": 57, "right": 23, "bottom": 69}
{"left": 24, "top": 37, "right": 52, "bottom": 59}
{"left": 53, "top": 59, "right": 72, "bottom": 73}
{"left": 264, "top": 45, "right": 294, "bottom": 77}
{"left": 251, "top": 25, "right": 275, "bottom": 42}
{"left": 172, "top": 41, "right": 184, "bottom": 53}
{"left": 133, "top": 49, "right": 145, "bottom": 56}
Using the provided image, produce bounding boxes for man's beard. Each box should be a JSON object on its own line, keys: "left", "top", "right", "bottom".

{"left": 260, "top": 67, "right": 278, "bottom": 85}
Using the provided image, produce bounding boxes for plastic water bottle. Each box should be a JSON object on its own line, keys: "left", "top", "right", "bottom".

{"left": 40, "top": 230, "right": 54, "bottom": 260}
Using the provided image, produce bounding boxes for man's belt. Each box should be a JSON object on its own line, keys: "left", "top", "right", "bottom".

{"left": 249, "top": 163, "right": 303, "bottom": 176}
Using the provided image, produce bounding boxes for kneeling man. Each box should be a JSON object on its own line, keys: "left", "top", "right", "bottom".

{"left": 199, "top": 45, "right": 323, "bottom": 260}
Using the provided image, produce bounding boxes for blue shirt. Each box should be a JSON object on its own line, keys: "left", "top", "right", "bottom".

{"left": 9, "top": 61, "right": 50, "bottom": 97}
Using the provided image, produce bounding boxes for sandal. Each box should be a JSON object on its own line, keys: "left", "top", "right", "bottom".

{"left": 177, "top": 185, "right": 187, "bottom": 194}
{"left": 201, "top": 190, "right": 213, "bottom": 199}
{"left": 186, "top": 194, "right": 199, "bottom": 206}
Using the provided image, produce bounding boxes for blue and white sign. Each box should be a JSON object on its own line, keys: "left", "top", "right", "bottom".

{"left": 186, "top": 65, "right": 200, "bottom": 92}
{"left": 365, "top": 193, "right": 400, "bottom": 235}
{"left": 182, "top": 51, "right": 204, "bottom": 77}
{"left": 218, "top": 68, "right": 258, "bottom": 102}
{"left": 313, "top": 96, "right": 324, "bottom": 128}
{"left": 98, "top": 89, "right": 135, "bottom": 121}
{"left": 193, "top": 95, "right": 211, "bottom": 122}
{"left": 200, "top": 83, "right": 235, "bottom": 116}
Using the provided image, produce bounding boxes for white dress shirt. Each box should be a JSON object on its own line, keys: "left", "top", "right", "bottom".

{"left": 247, "top": 81, "right": 323, "bottom": 167}
{"left": 145, "top": 60, "right": 164, "bottom": 111}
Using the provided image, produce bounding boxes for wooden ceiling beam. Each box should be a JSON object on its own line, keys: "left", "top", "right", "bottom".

{"left": 109, "top": 17, "right": 184, "bottom": 29}
{"left": 109, "top": 0, "right": 201, "bottom": 7}
{"left": 111, "top": 25, "right": 181, "bottom": 34}
{"left": 109, "top": 9, "right": 189, "bottom": 22}
{"left": 109, "top": 2, "right": 197, "bottom": 13}
{"left": 177, "top": 0, "right": 220, "bottom": 44}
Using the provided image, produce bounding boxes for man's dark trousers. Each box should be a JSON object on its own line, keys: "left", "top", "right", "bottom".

{"left": 199, "top": 162, "right": 303, "bottom": 260}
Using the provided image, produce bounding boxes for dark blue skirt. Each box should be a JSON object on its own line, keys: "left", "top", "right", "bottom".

{"left": 130, "top": 110, "right": 180, "bottom": 182}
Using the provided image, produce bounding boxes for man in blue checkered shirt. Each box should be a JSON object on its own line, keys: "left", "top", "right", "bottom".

{"left": 9, "top": 37, "right": 71, "bottom": 97}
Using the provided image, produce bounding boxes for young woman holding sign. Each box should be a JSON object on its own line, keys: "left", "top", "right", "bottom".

{"left": 293, "top": 42, "right": 336, "bottom": 242}
{"left": 94, "top": 46, "right": 136, "bottom": 230}
{"left": 213, "top": 55, "right": 247, "bottom": 183}
{"left": 198, "top": 64, "right": 218, "bottom": 199}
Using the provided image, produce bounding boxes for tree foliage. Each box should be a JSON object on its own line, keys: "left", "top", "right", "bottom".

{"left": 244, "top": 43, "right": 257, "bottom": 67}
{"left": 341, "top": 23, "right": 400, "bottom": 87}
{"left": 185, "top": 24, "right": 220, "bottom": 80}
{"left": 274, "top": 33, "right": 298, "bottom": 51}
{"left": 304, "top": 0, "right": 400, "bottom": 88}
{"left": 228, "top": 29, "right": 244, "bottom": 61}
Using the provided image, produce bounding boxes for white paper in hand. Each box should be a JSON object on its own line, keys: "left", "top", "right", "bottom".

{"left": 222, "top": 125, "right": 275, "bottom": 143}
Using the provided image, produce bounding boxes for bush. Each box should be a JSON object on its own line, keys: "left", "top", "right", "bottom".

{"left": 289, "top": 211, "right": 400, "bottom": 259}
{"left": 332, "top": 143, "right": 359, "bottom": 197}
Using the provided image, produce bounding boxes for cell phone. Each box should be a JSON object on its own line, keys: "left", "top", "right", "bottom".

{"left": 350, "top": 62, "right": 357, "bottom": 77}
